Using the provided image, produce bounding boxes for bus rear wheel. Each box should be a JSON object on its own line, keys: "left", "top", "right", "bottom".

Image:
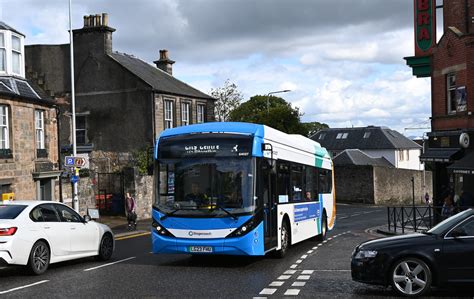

{"left": 276, "top": 221, "right": 290, "bottom": 258}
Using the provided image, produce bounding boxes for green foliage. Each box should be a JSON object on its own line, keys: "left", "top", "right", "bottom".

{"left": 133, "top": 145, "right": 154, "bottom": 176}
{"left": 79, "top": 168, "right": 90, "bottom": 177}
{"left": 229, "top": 95, "right": 307, "bottom": 135}
{"left": 302, "top": 121, "right": 329, "bottom": 137}
{"left": 211, "top": 79, "right": 243, "bottom": 122}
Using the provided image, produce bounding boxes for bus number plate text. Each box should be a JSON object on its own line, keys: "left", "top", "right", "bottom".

{"left": 189, "top": 246, "right": 213, "bottom": 253}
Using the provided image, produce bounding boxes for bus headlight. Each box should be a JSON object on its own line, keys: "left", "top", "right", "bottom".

{"left": 152, "top": 220, "right": 175, "bottom": 237}
{"left": 226, "top": 213, "right": 262, "bottom": 238}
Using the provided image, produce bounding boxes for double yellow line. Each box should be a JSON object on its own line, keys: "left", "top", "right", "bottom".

{"left": 115, "top": 232, "right": 151, "bottom": 241}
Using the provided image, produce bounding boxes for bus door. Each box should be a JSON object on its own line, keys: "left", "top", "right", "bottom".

{"left": 263, "top": 167, "right": 278, "bottom": 250}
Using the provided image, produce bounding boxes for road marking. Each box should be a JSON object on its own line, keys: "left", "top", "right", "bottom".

{"left": 296, "top": 259, "right": 302, "bottom": 264}
{"left": 301, "top": 254, "right": 308, "bottom": 259}
{"left": 253, "top": 297, "right": 267, "bottom": 299}
{"left": 307, "top": 250, "right": 313, "bottom": 254}
{"left": 278, "top": 275, "right": 291, "bottom": 280}
{"left": 290, "top": 264, "right": 297, "bottom": 269}
{"left": 312, "top": 269, "right": 351, "bottom": 272}
{"left": 269, "top": 281, "right": 284, "bottom": 287}
{"left": 83, "top": 256, "right": 136, "bottom": 272}
{"left": 284, "top": 289, "right": 300, "bottom": 296}
{"left": 115, "top": 232, "right": 150, "bottom": 241}
{"left": 284, "top": 270, "right": 297, "bottom": 275}
{"left": 318, "top": 243, "right": 323, "bottom": 246}
{"left": 297, "top": 275, "right": 310, "bottom": 280}
{"left": 292, "top": 281, "right": 306, "bottom": 287}
{"left": 259, "top": 288, "right": 277, "bottom": 295}
{"left": 0, "top": 280, "right": 49, "bottom": 294}
{"left": 302, "top": 270, "right": 314, "bottom": 274}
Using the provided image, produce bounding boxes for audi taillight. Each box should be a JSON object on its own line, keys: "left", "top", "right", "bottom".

{"left": 0, "top": 227, "right": 17, "bottom": 236}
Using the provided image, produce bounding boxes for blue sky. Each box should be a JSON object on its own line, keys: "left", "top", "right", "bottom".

{"left": 1, "top": 0, "right": 435, "bottom": 137}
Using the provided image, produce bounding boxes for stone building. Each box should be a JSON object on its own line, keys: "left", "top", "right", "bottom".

{"left": 25, "top": 13, "right": 215, "bottom": 214}
{"left": 0, "top": 22, "right": 60, "bottom": 200}
{"left": 406, "top": 0, "right": 474, "bottom": 205}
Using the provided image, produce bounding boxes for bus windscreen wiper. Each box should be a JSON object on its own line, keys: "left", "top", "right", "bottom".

{"left": 210, "top": 203, "right": 238, "bottom": 220}
{"left": 160, "top": 205, "right": 195, "bottom": 221}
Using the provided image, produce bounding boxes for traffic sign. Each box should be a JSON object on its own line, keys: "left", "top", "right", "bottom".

{"left": 64, "top": 156, "right": 87, "bottom": 168}
{"left": 71, "top": 175, "right": 79, "bottom": 184}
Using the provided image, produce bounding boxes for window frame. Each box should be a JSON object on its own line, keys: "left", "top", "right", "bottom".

{"left": 181, "top": 101, "right": 191, "bottom": 126}
{"left": 197, "top": 103, "right": 206, "bottom": 124}
{"left": 0, "top": 32, "right": 5, "bottom": 73}
{"left": 164, "top": 99, "right": 174, "bottom": 129}
{"left": 447, "top": 73, "right": 457, "bottom": 114}
{"left": 35, "top": 109, "right": 45, "bottom": 150}
{"left": 75, "top": 114, "right": 87, "bottom": 145}
{"left": 11, "top": 34, "right": 22, "bottom": 76}
{"left": 0, "top": 105, "right": 10, "bottom": 150}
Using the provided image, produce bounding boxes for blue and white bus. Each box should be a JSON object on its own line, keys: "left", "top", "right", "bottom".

{"left": 152, "top": 122, "right": 335, "bottom": 257}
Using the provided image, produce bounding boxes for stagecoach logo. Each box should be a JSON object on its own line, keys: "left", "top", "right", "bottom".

{"left": 188, "top": 231, "right": 212, "bottom": 237}
{"left": 184, "top": 145, "right": 220, "bottom": 154}
{"left": 232, "top": 145, "right": 239, "bottom": 152}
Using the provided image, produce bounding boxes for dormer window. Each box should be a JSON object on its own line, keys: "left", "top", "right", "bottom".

{"left": 11, "top": 35, "right": 21, "bottom": 75}
{"left": 0, "top": 33, "right": 5, "bottom": 72}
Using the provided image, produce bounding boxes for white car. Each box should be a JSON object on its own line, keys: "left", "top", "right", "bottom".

{"left": 0, "top": 200, "right": 114, "bottom": 275}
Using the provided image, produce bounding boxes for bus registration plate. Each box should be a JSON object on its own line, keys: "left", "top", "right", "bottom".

{"left": 189, "top": 246, "right": 213, "bottom": 253}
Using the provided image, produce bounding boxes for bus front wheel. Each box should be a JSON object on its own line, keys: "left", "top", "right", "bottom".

{"left": 276, "top": 221, "right": 290, "bottom": 258}
{"left": 316, "top": 212, "right": 327, "bottom": 241}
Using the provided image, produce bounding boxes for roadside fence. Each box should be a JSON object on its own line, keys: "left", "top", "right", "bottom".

{"left": 386, "top": 205, "right": 473, "bottom": 234}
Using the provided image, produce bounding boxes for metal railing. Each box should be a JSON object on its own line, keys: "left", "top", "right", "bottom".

{"left": 387, "top": 206, "right": 473, "bottom": 234}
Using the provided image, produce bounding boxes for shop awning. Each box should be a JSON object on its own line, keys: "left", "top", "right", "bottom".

{"left": 447, "top": 152, "right": 474, "bottom": 174}
{"left": 420, "top": 148, "right": 460, "bottom": 163}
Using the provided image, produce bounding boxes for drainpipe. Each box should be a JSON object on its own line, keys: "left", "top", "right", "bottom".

{"left": 466, "top": 0, "right": 470, "bottom": 34}
{"left": 53, "top": 105, "right": 63, "bottom": 202}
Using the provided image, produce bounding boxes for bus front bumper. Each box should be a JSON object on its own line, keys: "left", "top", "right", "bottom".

{"left": 151, "top": 223, "right": 264, "bottom": 256}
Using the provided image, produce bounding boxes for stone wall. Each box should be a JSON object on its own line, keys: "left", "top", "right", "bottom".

{"left": 334, "top": 165, "right": 374, "bottom": 203}
{"left": 134, "top": 175, "right": 153, "bottom": 220}
{"left": 62, "top": 176, "right": 96, "bottom": 216}
{"left": 373, "top": 167, "right": 433, "bottom": 206}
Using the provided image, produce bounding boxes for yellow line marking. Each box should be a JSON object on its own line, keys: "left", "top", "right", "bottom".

{"left": 116, "top": 232, "right": 150, "bottom": 240}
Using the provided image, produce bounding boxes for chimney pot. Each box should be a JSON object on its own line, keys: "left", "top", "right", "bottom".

{"left": 102, "top": 13, "right": 109, "bottom": 26}
{"left": 83, "top": 16, "right": 88, "bottom": 27}
{"left": 95, "top": 14, "right": 101, "bottom": 26}
{"left": 89, "top": 14, "right": 95, "bottom": 26}
{"left": 154, "top": 49, "right": 175, "bottom": 75}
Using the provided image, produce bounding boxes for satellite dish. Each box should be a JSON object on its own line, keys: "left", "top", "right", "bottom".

{"left": 459, "top": 133, "right": 470, "bottom": 148}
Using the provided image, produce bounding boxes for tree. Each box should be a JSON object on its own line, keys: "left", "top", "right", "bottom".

{"left": 210, "top": 79, "right": 243, "bottom": 122}
{"left": 302, "top": 121, "right": 329, "bottom": 138}
{"left": 229, "top": 95, "right": 306, "bottom": 135}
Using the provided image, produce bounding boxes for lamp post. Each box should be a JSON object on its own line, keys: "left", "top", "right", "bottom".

{"left": 266, "top": 89, "right": 291, "bottom": 115}
{"left": 69, "top": 0, "right": 79, "bottom": 212}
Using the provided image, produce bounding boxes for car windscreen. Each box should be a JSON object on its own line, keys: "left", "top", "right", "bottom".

{"left": 0, "top": 204, "right": 27, "bottom": 219}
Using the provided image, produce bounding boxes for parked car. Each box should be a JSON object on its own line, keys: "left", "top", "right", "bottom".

{"left": 352, "top": 208, "right": 474, "bottom": 297}
{"left": 0, "top": 200, "right": 114, "bottom": 275}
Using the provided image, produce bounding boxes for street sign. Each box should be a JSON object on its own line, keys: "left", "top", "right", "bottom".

{"left": 71, "top": 175, "right": 79, "bottom": 184}
{"left": 64, "top": 156, "right": 87, "bottom": 168}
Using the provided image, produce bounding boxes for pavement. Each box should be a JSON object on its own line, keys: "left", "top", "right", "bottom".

{"left": 95, "top": 215, "right": 152, "bottom": 238}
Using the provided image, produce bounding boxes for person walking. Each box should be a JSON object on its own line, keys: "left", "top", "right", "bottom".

{"left": 125, "top": 192, "right": 137, "bottom": 230}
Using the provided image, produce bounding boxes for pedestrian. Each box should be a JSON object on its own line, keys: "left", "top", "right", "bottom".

{"left": 125, "top": 192, "right": 137, "bottom": 230}
{"left": 441, "top": 194, "right": 455, "bottom": 219}
{"left": 424, "top": 192, "right": 430, "bottom": 205}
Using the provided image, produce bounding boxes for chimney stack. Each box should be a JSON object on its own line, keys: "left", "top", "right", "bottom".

{"left": 154, "top": 49, "right": 175, "bottom": 75}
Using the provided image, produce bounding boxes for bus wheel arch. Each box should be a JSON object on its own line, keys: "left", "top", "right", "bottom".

{"left": 276, "top": 214, "right": 291, "bottom": 258}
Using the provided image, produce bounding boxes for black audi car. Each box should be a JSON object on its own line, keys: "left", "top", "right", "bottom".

{"left": 352, "top": 209, "right": 474, "bottom": 297}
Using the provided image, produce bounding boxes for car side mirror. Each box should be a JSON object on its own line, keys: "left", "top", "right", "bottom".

{"left": 83, "top": 215, "right": 91, "bottom": 223}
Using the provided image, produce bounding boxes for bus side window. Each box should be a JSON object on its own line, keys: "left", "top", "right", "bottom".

{"left": 291, "top": 165, "right": 303, "bottom": 202}
{"left": 305, "top": 167, "right": 318, "bottom": 201}
{"left": 277, "top": 162, "right": 290, "bottom": 202}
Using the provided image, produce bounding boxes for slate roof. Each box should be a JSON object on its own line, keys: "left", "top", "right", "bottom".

{"left": 0, "top": 21, "right": 24, "bottom": 36}
{"left": 108, "top": 52, "right": 214, "bottom": 100}
{"left": 311, "top": 126, "right": 421, "bottom": 150}
{"left": 334, "top": 149, "right": 394, "bottom": 167}
{"left": 0, "top": 76, "right": 53, "bottom": 105}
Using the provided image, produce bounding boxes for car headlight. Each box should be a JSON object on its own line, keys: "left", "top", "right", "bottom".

{"left": 354, "top": 250, "right": 378, "bottom": 259}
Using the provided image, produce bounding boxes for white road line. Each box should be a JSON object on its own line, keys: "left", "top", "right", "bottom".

{"left": 307, "top": 250, "right": 313, "bottom": 254}
{"left": 322, "top": 240, "right": 327, "bottom": 243}
{"left": 253, "top": 297, "right": 267, "bottom": 299}
{"left": 301, "top": 255, "right": 308, "bottom": 259}
{"left": 0, "top": 280, "right": 49, "bottom": 295}
{"left": 339, "top": 217, "right": 348, "bottom": 219}
{"left": 302, "top": 270, "right": 314, "bottom": 274}
{"left": 297, "top": 275, "right": 311, "bottom": 280}
{"left": 269, "top": 281, "right": 284, "bottom": 287}
{"left": 83, "top": 256, "right": 136, "bottom": 272}
{"left": 313, "top": 269, "right": 351, "bottom": 272}
{"left": 284, "top": 289, "right": 300, "bottom": 296}
{"left": 278, "top": 275, "right": 291, "bottom": 280}
{"left": 292, "top": 281, "right": 306, "bottom": 287}
{"left": 312, "top": 246, "right": 318, "bottom": 250}
{"left": 284, "top": 270, "right": 297, "bottom": 275}
{"left": 318, "top": 243, "right": 323, "bottom": 246}
{"left": 296, "top": 259, "right": 302, "bottom": 264}
{"left": 259, "top": 288, "right": 277, "bottom": 295}
{"left": 290, "top": 264, "right": 298, "bottom": 269}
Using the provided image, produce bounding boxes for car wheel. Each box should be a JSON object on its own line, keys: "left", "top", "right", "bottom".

{"left": 276, "top": 221, "right": 290, "bottom": 258}
{"left": 316, "top": 212, "right": 327, "bottom": 241}
{"left": 391, "top": 258, "right": 432, "bottom": 297}
{"left": 97, "top": 233, "right": 114, "bottom": 261}
{"left": 28, "top": 241, "right": 50, "bottom": 275}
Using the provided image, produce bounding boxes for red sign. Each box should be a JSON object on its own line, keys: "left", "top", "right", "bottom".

{"left": 414, "top": 0, "right": 436, "bottom": 56}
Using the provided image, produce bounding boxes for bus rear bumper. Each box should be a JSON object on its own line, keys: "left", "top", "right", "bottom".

{"left": 151, "top": 223, "right": 265, "bottom": 256}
